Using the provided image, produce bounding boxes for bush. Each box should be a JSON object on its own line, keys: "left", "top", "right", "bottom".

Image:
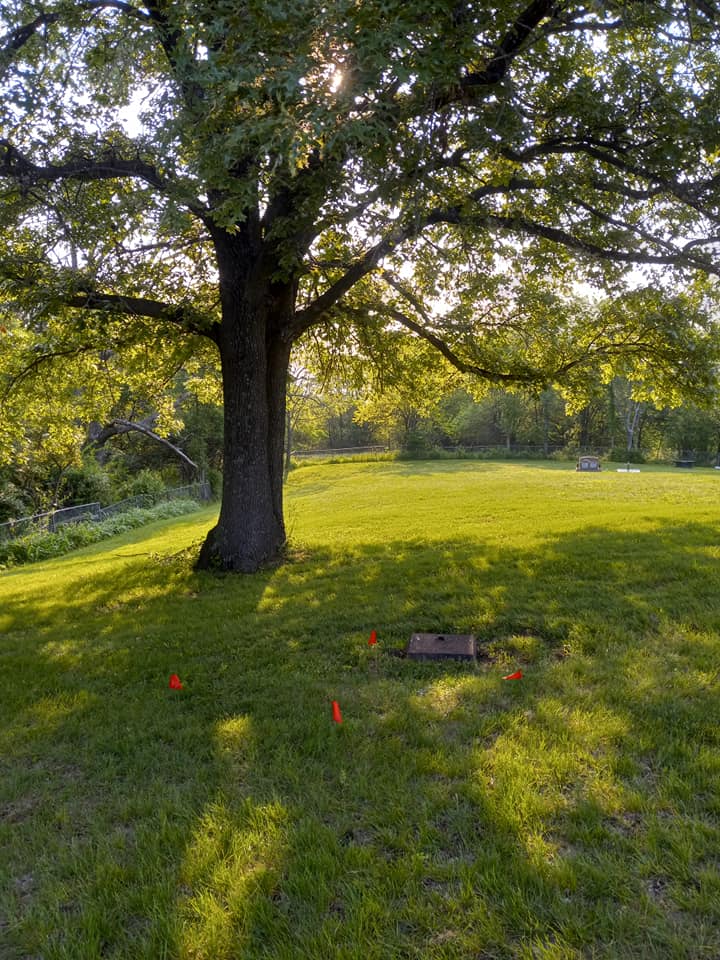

{"left": 551, "top": 446, "right": 580, "bottom": 462}
{"left": 0, "top": 500, "right": 202, "bottom": 569}
{"left": 608, "top": 448, "right": 646, "bottom": 464}
{"left": 61, "top": 462, "right": 116, "bottom": 506}
{"left": 207, "top": 468, "right": 223, "bottom": 497}
{"left": 0, "top": 482, "right": 29, "bottom": 523}
{"left": 463, "top": 447, "right": 553, "bottom": 461}
{"left": 399, "top": 431, "right": 432, "bottom": 459}
{"left": 120, "top": 468, "right": 167, "bottom": 501}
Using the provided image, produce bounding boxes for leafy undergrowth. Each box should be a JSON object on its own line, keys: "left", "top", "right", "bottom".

{"left": 0, "top": 499, "right": 203, "bottom": 569}
{"left": 1, "top": 462, "right": 719, "bottom": 959}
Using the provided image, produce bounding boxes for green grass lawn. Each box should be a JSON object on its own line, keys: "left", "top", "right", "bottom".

{"left": 1, "top": 460, "right": 719, "bottom": 959}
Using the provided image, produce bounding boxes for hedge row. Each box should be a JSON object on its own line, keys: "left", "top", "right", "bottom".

{"left": 0, "top": 500, "right": 202, "bottom": 568}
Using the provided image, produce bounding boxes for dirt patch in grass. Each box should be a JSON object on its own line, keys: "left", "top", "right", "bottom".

{"left": 1, "top": 796, "right": 37, "bottom": 824}
{"left": 340, "top": 826, "right": 375, "bottom": 847}
{"left": 646, "top": 876, "right": 669, "bottom": 901}
{"left": 13, "top": 873, "right": 35, "bottom": 908}
{"left": 608, "top": 811, "right": 645, "bottom": 837}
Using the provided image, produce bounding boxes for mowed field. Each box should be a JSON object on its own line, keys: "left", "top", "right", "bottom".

{"left": 1, "top": 460, "right": 719, "bottom": 959}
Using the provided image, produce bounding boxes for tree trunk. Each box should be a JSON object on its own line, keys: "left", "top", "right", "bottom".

{"left": 607, "top": 382, "right": 617, "bottom": 449}
{"left": 625, "top": 401, "right": 642, "bottom": 451}
{"left": 284, "top": 407, "right": 293, "bottom": 478}
{"left": 196, "top": 244, "right": 292, "bottom": 573}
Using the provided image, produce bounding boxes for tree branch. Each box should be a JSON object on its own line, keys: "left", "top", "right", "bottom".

{"left": 589, "top": 178, "right": 665, "bottom": 201}
{"left": 549, "top": 17, "right": 624, "bottom": 33}
{"left": 426, "top": 0, "right": 560, "bottom": 110}
{"left": 292, "top": 229, "right": 408, "bottom": 338}
{"left": 0, "top": 139, "right": 163, "bottom": 189}
{"left": 143, "top": 0, "right": 204, "bottom": 108}
{"left": 0, "top": 138, "right": 211, "bottom": 221}
{"left": 0, "top": 2, "right": 150, "bottom": 58}
{"left": 502, "top": 138, "right": 720, "bottom": 224}
{"left": 1, "top": 261, "right": 216, "bottom": 336}
{"left": 89, "top": 417, "right": 198, "bottom": 470}
{"left": 473, "top": 212, "right": 719, "bottom": 273}
{"left": 372, "top": 304, "right": 539, "bottom": 384}
{"left": 462, "top": 0, "right": 560, "bottom": 90}
{"left": 568, "top": 196, "right": 688, "bottom": 258}
{"left": 1, "top": 346, "right": 98, "bottom": 398}
{"left": 377, "top": 275, "right": 678, "bottom": 389}
{"left": 292, "top": 178, "right": 538, "bottom": 337}
{"left": 64, "top": 290, "right": 217, "bottom": 338}
{"left": 293, "top": 167, "right": 707, "bottom": 339}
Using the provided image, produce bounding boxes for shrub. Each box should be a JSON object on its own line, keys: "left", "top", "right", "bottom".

{"left": 608, "top": 448, "right": 646, "bottom": 464}
{"left": 0, "top": 482, "right": 29, "bottom": 523}
{"left": 207, "top": 468, "right": 223, "bottom": 497}
{"left": 399, "top": 431, "right": 432, "bottom": 459}
{"left": 120, "top": 468, "right": 167, "bottom": 502}
{"left": 61, "top": 462, "right": 116, "bottom": 506}
{"left": 550, "top": 446, "right": 580, "bottom": 461}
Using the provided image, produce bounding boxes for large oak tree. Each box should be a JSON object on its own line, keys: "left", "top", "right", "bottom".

{"left": 2, "top": 0, "right": 720, "bottom": 570}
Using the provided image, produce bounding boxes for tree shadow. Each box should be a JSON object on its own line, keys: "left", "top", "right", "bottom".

{"left": 1, "top": 519, "right": 719, "bottom": 957}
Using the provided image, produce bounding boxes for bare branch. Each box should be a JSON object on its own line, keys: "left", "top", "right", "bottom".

{"left": 90, "top": 417, "right": 198, "bottom": 470}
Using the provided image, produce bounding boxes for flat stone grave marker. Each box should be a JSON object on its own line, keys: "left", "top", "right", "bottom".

{"left": 406, "top": 633, "right": 477, "bottom": 661}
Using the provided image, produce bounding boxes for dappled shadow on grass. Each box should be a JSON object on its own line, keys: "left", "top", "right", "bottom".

{"left": 1, "top": 520, "right": 720, "bottom": 957}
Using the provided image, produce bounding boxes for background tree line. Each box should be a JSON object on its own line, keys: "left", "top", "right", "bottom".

{"left": 290, "top": 377, "right": 720, "bottom": 464}
{"left": 4, "top": 338, "right": 720, "bottom": 526}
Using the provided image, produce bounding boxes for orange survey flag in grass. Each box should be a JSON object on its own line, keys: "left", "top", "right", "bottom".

{"left": 502, "top": 670, "right": 523, "bottom": 680}
{"left": 169, "top": 673, "right": 183, "bottom": 690}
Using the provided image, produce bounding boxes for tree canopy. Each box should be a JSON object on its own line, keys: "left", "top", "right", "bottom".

{"left": 3, "top": 0, "right": 720, "bottom": 569}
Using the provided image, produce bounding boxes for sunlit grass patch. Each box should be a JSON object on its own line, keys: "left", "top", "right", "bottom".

{"left": 1, "top": 462, "right": 720, "bottom": 958}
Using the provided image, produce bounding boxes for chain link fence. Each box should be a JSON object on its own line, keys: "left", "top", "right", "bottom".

{"left": 0, "top": 482, "right": 212, "bottom": 542}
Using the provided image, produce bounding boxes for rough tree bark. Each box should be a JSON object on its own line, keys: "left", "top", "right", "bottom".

{"left": 196, "top": 236, "right": 293, "bottom": 572}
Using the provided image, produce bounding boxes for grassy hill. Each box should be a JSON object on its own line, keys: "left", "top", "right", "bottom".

{"left": 1, "top": 461, "right": 719, "bottom": 959}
